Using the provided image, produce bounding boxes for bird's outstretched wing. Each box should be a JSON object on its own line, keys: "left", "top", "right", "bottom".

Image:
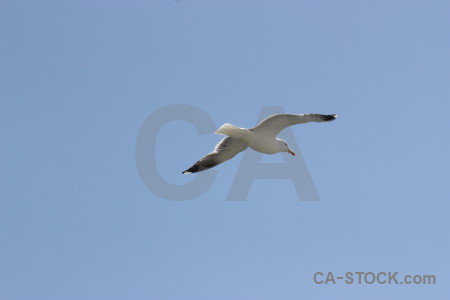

{"left": 251, "top": 113, "right": 337, "bottom": 137}
{"left": 182, "top": 137, "right": 248, "bottom": 174}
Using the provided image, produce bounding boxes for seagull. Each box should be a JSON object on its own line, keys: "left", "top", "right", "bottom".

{"left": 182, "top": 113, "right": 337, "bottom": 174}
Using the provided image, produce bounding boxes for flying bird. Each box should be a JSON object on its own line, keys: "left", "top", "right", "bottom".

{"left": 182, "top": 113, "right": 337, "bottom": 174}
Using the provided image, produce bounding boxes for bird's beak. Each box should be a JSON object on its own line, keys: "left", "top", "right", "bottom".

{"left": 288, "top": 149, "right": 296, "bottom": 156}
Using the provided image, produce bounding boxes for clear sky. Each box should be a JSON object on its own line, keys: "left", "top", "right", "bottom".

{"left": 1, "top": 1, "right": 449, "bottom": 299}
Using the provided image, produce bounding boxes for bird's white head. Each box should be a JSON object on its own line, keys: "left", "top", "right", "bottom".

{"left": 277, "top": 139, "right": 296, "bottom": 156}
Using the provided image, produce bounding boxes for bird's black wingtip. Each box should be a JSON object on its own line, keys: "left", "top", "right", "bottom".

{"left": 323, "top": 114, "right": 337, "bottom": 121}
{"left": 182, "top": 164, "right": 200, "bottom": 174}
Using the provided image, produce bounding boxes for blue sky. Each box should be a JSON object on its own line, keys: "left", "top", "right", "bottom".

{"left": 1, "top": 1, "right": 449, "bottom": 299}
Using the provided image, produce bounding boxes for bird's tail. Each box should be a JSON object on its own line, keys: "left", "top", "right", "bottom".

{"left": 215, "top": 123, "right": 248, "bottom": 141}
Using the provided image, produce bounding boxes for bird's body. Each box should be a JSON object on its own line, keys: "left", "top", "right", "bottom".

{"left": 182, "top": 113, "right": 337, "bottom": 174}
{"left": 215, "top": 124, "right": 282, "bottom": 154}
{"left": 248, "top": 132, "right": 283, "bottom": 154}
